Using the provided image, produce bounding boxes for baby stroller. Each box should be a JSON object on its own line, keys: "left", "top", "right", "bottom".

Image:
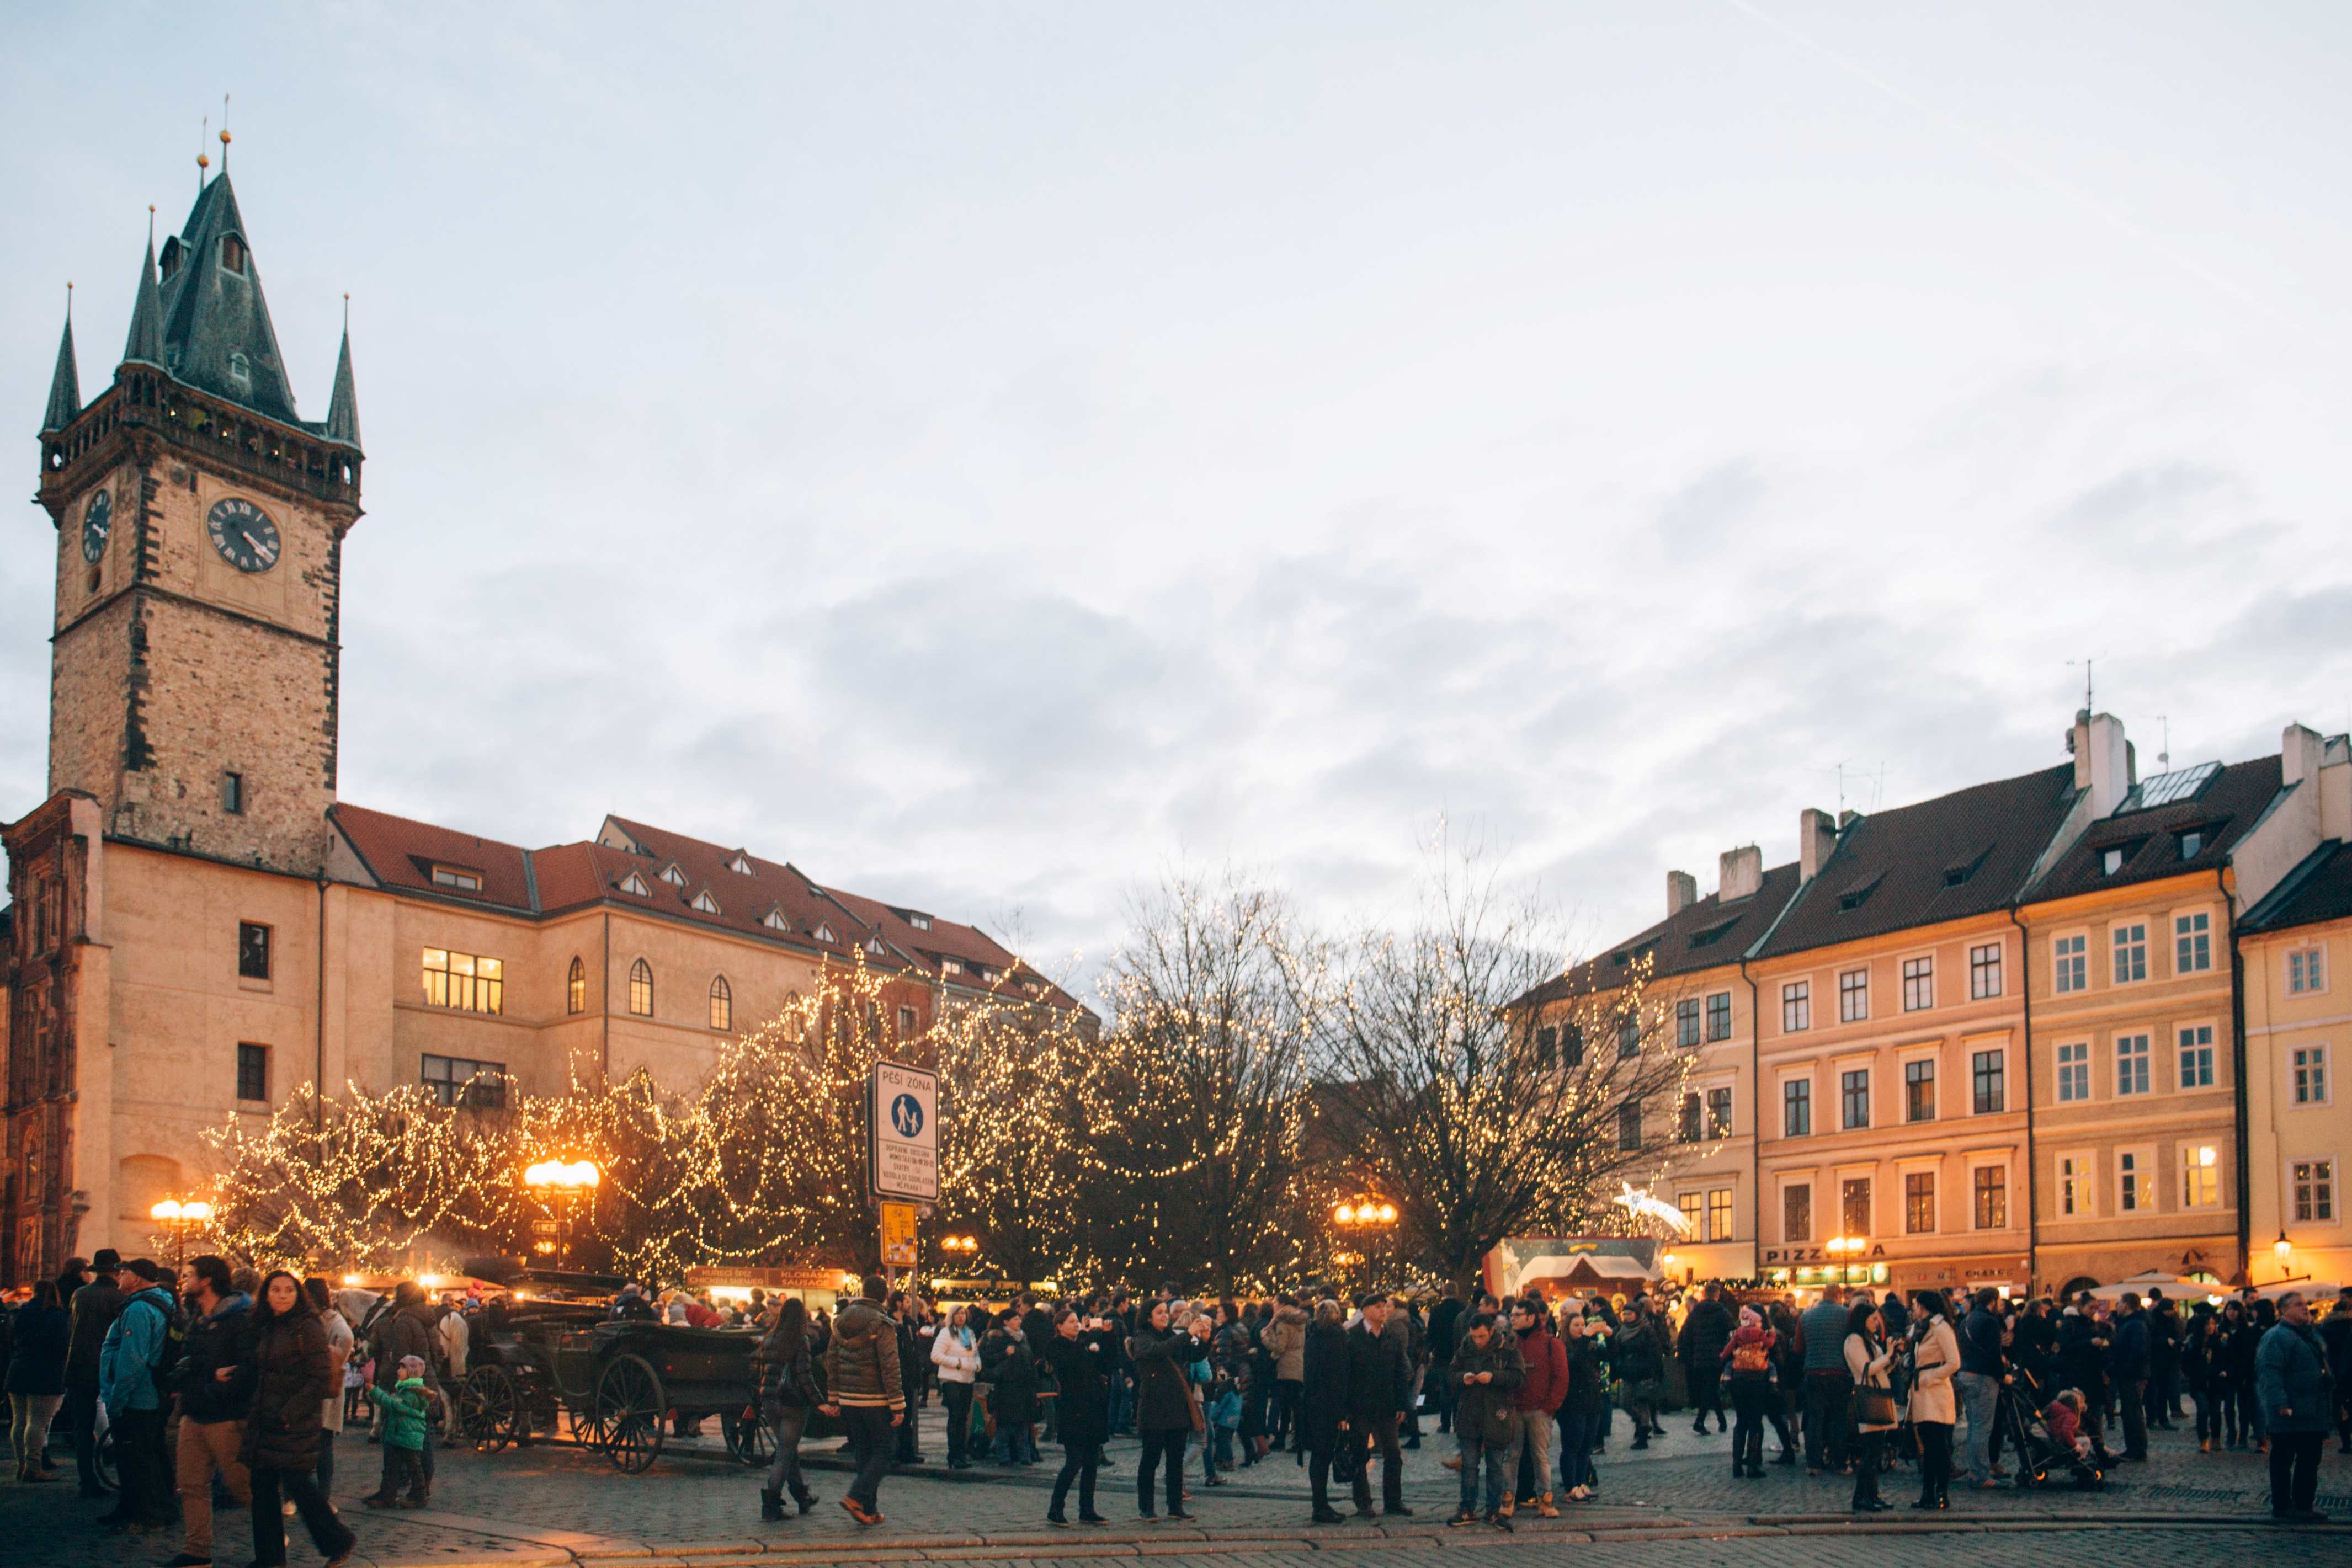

{"left": 2002, "top": 1389, "right": 2104, "bottom": 1491}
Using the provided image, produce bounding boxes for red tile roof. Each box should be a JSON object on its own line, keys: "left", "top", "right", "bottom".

{"left": 329, "top": 804, "right": 535, "bottom": 912}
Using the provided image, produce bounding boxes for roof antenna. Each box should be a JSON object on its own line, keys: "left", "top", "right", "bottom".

{"left": 198, "top": 115, "right": 211, "bottom": 189}
{"left": 2156, "top": 714, "right": 2170, "bottom": 770}
{"left": 2067, "top": 655, "right": 2095, "bottom": 714}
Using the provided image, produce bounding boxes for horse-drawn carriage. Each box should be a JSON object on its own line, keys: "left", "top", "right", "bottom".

{"left": 457, "top": 1300, "right": 775, "bottom": 1473}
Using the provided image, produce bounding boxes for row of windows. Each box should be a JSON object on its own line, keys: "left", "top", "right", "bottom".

{"left": 1675, "top": 1186, "right": 1737, "bottom": 1242}
{"left": 1779, "top": 1048, "right": 2007, "bottom": 1135}
{"left": 1781, "top": 1167, "right": 2009, "bottom": 1241}
{"left": 2052, "top": 913, "right": 2217, "bottom": 994}
{"left": 2055, "top": 1144, "right": 2228, "bottom": 1215}
{"left": 1778, "top": 946, "right": 2002, "bottom": 1032}
{"left": 2054, "top": 1026, "right": 2220, "bottom": 1101}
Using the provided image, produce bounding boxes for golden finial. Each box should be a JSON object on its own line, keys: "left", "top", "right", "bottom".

{"left": 198, "top": 113, "right": 211, "bottom": 189}
{"left": 219, "top": 93, "right": 231, "bottom": 170}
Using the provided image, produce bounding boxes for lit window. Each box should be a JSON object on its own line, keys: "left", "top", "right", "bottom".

{"left": 1840, "top": 1177, "right": 1870, "bottom": 1235}
{"left": 1616, "top": 1103, "right": 1642, "bottom": 1150}
{"left": 2059, "top": 1155, "right": 2089, "bottom": 1217}
{"left": 1841, "top": 1068, "right": 1870, "bottom": 1129}
{"left": 1782, "top": 981, "right": 1811, "bottom": 1032}
{"left": 1904, "top": 1172, "right": 1936, "bottom": 1234}
{"left": 2292, "top": 1158, "right": 2335, "bottom": 1223}
{"left": 1782, "top": 1183, "right": 1811, "bottom": 1241}
{"left": 1707, "top": 1086, "right": 1732, "bottom": 1137}
{"left": 2053, "top": 934, "right": 2087, "bottom": 994}
{"left": 1676, "top": 998, "right": 1701, "bottom": 1048}
{"left": 1839, "top": 967, "right": 1868, "bottom": 1022}
{"left": 2292, "top": 1046, "right": 2328, "bottom": 1105}
{"left": 2178, "top": 1025, "right": 2215, "bottom": 1090}
{"left": 567, "top": 956, "right": 586, "bottom": 1015}
{"left": 1705, "top": 991, "right": 1732, "bottom": 1042}
{"left": 1677, "top": 1191, "right": 1703, "bottom": 1235}
{"left": 238, "top": 920, "right": 272, "bottom": 980}
{"left": 1782, "top": 1078, "right": 1811, "bottom": 1137}
{"left": 421, "top": 1053, "right": 505, "bottom": 1110}
{"left": 2181, "top": 1144, "right": 2222, "bottom": 1208}
{"left": 2289, "top": 948, "right": 2326, "bottom": 995}
{"left": 421, "top": 948, "right": 503, "bottom": 1015}
{"left": 2057, "top": 1041, "right": 2089, "bottom": 1102}
{"left": 2120, "top": 1150, "right": 2152, "bottom": 1212}
{"left": 236, "top": 1042, "right": 269, "bottom": 1103}
{"left": 690, "top": 890, "right": 720, "bottom": 914}
{"left": 1968, "top": 942, "right": 2001, "bottom": 1000}
{"left": 1706, "top": 1188, "right": 1734, "bottom": 1242}
{"left": 430, "top": 866, "right": 482, "bottom": 892}
{"left": 1902, "top": 956, "right": 1933, "bottom": 1012}
{"left": 629, "top": 958, "right": 653, "bottom": 1016}
{"left": 709, "top": 974, "right": 732, "bottom": 1031}
{"left": 1905, "top": 1058, "right": 1936, "bottom": 1122}
{"left": 2112, "top": 922, "right": 2148, "bottom": 984}
{"left": 1972, "top": 1166, "right": 2007, "bottom": 1230}
{"left": 2174, "top": 911, "right": 2211, "bottom": 973}
{"left": 2115, "top": 1033, "right": 2151, "bottom": 1096}
{"left": 1972, "top": 1049, "right": 2005, "bottom": 1114}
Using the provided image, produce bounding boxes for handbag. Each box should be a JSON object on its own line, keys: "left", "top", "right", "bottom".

{"left": 1855, "top": 1385, "right": 1898, "bottom": 1426}
{"left": 1184, "top": 1376, "right": 1206, "bottom": 1434}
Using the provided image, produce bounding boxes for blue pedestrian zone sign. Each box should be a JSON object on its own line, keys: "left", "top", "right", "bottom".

{"left": 869, "top": 1060, "right": 939, "bottom": 1202}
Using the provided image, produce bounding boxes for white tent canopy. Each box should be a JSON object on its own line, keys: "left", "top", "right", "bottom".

{"left": 2087, "top": 1270, "right": 2219, "bottom": 1301}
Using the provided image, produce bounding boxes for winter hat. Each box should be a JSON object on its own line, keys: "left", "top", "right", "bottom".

{"left": 398, "top": 1354, "right": 427, "bottom": 1375}
{"left": 1738, "top": 1304, "right": 1762, "bottom": 1327}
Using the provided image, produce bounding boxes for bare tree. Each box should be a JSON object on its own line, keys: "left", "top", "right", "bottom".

{"left": 1075, "top": 872, "right": 1321, "bottom": 1294}
{"left": 1300, "top": 848, "right": 1698, "bottom": 1294}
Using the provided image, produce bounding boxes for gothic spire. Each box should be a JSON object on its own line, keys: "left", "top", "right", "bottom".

{"left": 323, "top": 303, "right": 360, "bottom": 450}
{"left": 155, "top": 173, "right": 301, "bottom": 424}
{"left": 124, "top": 219, "right": 164, "bottom": 367}
{"left": 41, "top": 303, "right": 80, "bottom": 435}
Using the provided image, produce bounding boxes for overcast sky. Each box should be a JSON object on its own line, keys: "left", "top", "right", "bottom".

{"left": 6, "top": 3, "right": 2349, "bottom": 979}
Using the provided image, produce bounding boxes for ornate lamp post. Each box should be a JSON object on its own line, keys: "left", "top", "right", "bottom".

{"left": 150, "top": 1198, "right": 214, "bottom": 1267}
{"left": 524, "top": 1159, "right": 600, "bottom": 1270}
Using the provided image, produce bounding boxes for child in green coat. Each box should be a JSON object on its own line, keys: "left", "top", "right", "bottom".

{"left": 364, "top": 1355, "right": 432, "bottom": 1507}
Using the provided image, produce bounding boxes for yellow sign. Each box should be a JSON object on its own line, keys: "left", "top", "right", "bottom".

{"left": 881, "top": 1201, "right": 918, "bottom": 1267}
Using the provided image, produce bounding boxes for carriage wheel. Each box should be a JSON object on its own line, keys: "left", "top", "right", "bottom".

{"left": 723, "top": 1404, "right": 773, "bottom": 1469}
{"left": 459, "top": 1366, "right": 521, "bottom": 1453}
{"left": 595, "top": 1353, "right": 666, "bottom": 1473}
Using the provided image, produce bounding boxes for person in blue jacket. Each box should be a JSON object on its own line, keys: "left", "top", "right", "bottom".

{"left": 98, "top": 1258, "right": 180, "bottom": 1529}
{"left": 2255, "top": 1292, "right": 2335, "bottom": 1525}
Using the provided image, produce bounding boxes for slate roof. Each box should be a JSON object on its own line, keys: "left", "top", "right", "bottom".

{"left": 124, "top": 234, "right": 164, "bottom": 368}
{"left": 2239, "top": 839, "right": 2352, "bottom": 934}
{"left": 324, "top": 323, "right": 361, "bottom": 449}
{"left": 1515, "top": 859, "right": 1805, "bottom": 1011}
{"left": 1756, "top": 763, "right": 2079, "bottom": 959}
{"left": 2027, "top": 756, "right": 2282, "bottom": 904}
{"left": 41, "top": 314, "right": 79, "bottom": 434}
{"left": 155, "top": 175, "right": 303, "bottom": 425}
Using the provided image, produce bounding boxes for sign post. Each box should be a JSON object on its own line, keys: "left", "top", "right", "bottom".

{"left": 869, "top": 1060, "right": 939, "bottom": 1287}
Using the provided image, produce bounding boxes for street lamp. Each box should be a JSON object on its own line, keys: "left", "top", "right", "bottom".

{"left": 2273, "top": 1230, "right": 2293, "bottom": 1274}
{"left": 524, "top": 1159, "right": 600, "bottom": 1269}
{"left": 940, "top": 1234, "right": 978, "bottom": 1257}
{"left": 150, "top": 1198, "right": 214, "bottom": 1266}
{"left": 1333, "top": 1198, "right": 1398, "bottom": 1228}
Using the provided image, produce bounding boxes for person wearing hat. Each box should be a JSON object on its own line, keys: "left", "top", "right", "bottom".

{"left": 98, "top": 1257, "right": 179, "bottom": 1529}
{"left": 63, "top": 1247, "right": 123, "bottom": 1497}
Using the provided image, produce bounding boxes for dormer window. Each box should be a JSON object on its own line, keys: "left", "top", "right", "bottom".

{"left": 220, "top": 234, "right": 247, "bottom": 273}
{"left": 1837, "top": 873, "right": 1883, "bottom": 911}
{"left": 227, "top": 351, "right": 251, "bottom": 389}
{"left": 728, "top": 853, "right": 754, "bottom": 875}
{"left": 430, "top": 865, "right": 483, "bottom": 893}
{"left": 910, "top": 914, "right": 931, "bottom": 930}
{"left": 942, "top": 958, "right": 963, "bottom": 975}
{"left": 619, "top": 871, "right": 651, "bottom": 896}
{"left": 813, "top": 922, "right": 836, "bottom": 944}
{"left": 866, "top": 937, "right": 887, "bottom": 956}
{"left": 659, "top": 863, "right": 687, "bottom": 887}
{"left": 762, "top": 909, "right": 790, "bottom": 932}
{"left": 690, "top": 890, "right": 721, "bottom": 915}
{"left": 2101, "top": 848, "right": 2123, "bottom": 876}
{"left": 2177, "top": 828, "right": 2205, "bottom": 859}
{"left": 159, "top": 238, "right": 182, "bottom": 280}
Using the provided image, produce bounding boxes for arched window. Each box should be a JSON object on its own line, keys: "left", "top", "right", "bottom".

{"left": 628, "top": 958, "right": 653, "bottom": 1017}
{"left": 567, "top": 956, "right": 586, "bottom": 1015}
{"left": 709, "top": 975, "right": 732, "bottom": 1032}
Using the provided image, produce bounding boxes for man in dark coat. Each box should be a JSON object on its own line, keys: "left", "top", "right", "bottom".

{"left": 368, "top": 1282, "right": 443, "bottom": 1495}
{"left": 1040, "top": 1310, "right": 1114, "bottom": 1524}
{"left": 1338, "top": 1293, "right": 1412, "bottom": 1518}
{"left": 2108, "top": 1293, "right": 2151, "bottom": 1462}
{"left": 1299, "top": 1302, "right": 1350, "bottom": 1523}
{"left": 1677, "top": 1285, "right": 1732, "bottom": 1436}
{"left": 63, "top": 1248, "right": 122, "bottom": 1497}
{"left": 1427, "top": 1286, "right": 1466, "bottom": 1434}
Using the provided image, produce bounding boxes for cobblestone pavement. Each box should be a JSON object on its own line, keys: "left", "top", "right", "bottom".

{"left": 9, "top": 1407, "right": 2348, "bottom": 1568}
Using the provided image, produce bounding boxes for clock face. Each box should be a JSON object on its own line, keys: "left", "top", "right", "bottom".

{"left": 206, "top": 497, "right": 280, "bottom": 574}
{"left": 81, "top": 489, "right": 112, "bottom": 563}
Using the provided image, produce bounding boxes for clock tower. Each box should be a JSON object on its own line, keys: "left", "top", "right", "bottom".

{"left": 35, "top": 169, "right": 363, "bottom": 876}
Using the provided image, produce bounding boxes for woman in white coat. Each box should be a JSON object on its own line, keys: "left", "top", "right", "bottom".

{"left": 1843, "top": 1302, "right": 1897, "bottom": 1513}
{"left": 1906, "top": 1290, "right": 1960, "bottom": 1510}
{"left": 932, "top": 1306, "right": 983, "bottom": 1470}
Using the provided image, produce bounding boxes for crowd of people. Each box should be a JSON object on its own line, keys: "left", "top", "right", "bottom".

{"left": 4, "top": 1252, "right": 2348, "bottom": 1564}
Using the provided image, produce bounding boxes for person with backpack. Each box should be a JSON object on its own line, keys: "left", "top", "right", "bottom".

{"left": 1719, "top": 1304, "right": 1779, "bottom": 1479}
{"left": 98, "top": 1257, "right": 182, "bottom": 1530}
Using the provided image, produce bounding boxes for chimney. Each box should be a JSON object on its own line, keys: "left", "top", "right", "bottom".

{"left": 1666, "top": 870, "right": 1698, "bottom": 917}
{"left": 2281, "top": 722, "right": 2325, "bottom": 788}
{"left": 1799, "top": 807, "right": 1838, "bottom": 883}
{"left": 2072, "top": 711, "right": 2130, "bottom": 817}
{"left": 1839, "top": 808, "right": 1859, "bottom": 829}
{"left": 1719, "top": 844, "right": 1763, "bottom": 903}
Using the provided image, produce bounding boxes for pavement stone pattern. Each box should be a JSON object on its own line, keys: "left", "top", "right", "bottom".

{"left": 7, "top": 1405, "right": 2347, "bottom": 1568}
